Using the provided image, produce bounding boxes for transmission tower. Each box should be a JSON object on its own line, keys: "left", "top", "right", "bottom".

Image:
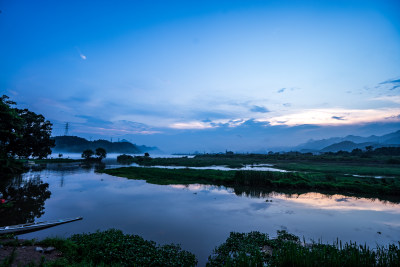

{"left": 64, "top": 122, "right": 69, "bottom": 136}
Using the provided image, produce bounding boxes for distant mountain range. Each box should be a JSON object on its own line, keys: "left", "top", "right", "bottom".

{"left": 52, "top": 136, "right": 158, "bottom": 154}
{"left": 294, "top": 130, "right": 400, "bottom": 153}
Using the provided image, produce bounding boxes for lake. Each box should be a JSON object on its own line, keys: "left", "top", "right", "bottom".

{"left": 2, "top": 158, "right": 400, "bottom": 266}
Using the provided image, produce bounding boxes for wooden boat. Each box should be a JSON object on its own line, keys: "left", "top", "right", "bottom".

{"left": 0, "top": 217, "right": 83, "bottom": 235}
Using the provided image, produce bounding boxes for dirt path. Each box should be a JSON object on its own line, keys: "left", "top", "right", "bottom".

{"left": 0, "top": 244, "right": 62, "bottom": 266}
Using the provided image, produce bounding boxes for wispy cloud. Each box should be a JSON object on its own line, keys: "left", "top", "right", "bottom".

{"left": 372, "top": 95, "right": 400, "bottom": 104}
{"left": 377, "top": 77, "right": 400, "bottom": 91}
{"left": 250, "top": 105, "right": 269, "bottom": 113}
{"left": 331, "top": 116, "right": 345, "bottom": 121}
{"left": 268, "top": 108, "right": 400, "bottom": 126}
{"left": 169, "top": 121, "right": 214, "bottom": 130}
{"left": 277, "top": 88, "right": 286, "bottom": 93}
{"left": 379, "top": 78, "right": 400, "bottom": 85}
{"left": 75, "top": 47, "right": 87, "bottom": 60}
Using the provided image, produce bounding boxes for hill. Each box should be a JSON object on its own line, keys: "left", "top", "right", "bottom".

{"left": 295, "top": 130, "right": 400, "bottom": 153}
{"left": 52, "top": 136, "right": 158, "bottom": 154}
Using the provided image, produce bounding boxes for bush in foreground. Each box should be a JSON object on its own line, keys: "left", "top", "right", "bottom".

{"left": 34, "top": 229, "right": 197, "bottom": 266}
{"left": 207, "top": 230, "right": 400, "bottom": 267}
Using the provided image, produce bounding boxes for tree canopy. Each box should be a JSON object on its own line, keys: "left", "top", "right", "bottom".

{"left": 95, "top": 147, "right": 107, "bottom": 160}
{"left": 82, "top": 147, "right": 107, "bottom": 161}
{"left": 0, "top": 95, "right": 55, "bottom": 161}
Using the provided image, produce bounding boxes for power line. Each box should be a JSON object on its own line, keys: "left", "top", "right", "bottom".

{"left": 64, "top": 122, "right": 69, "bottom": 136}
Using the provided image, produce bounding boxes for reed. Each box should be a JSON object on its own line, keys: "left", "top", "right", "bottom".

{"left": 207, "top": 230, "right": 400, "bottom": 267}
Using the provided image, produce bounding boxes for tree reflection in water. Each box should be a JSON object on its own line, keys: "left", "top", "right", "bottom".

{"left": 0, "top": 174, "right": 51, "bottom": 226}
{"left": 232, "top": 185, "right": 400, "bottom": 204}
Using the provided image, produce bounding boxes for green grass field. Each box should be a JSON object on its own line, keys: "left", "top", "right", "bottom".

{"left": 103, "top": 166, "right": 400, "bottom": 202}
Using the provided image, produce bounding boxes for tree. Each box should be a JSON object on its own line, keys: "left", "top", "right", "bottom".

{"left": 0, "top": 95, "right": 23, "bottom": 159}
{"left": 365, "top": 146, "right": 373, "bottom": 152}
{"left": 82, "top": 149, "right": 94, "bottom": 160}
{"left": 12, "top": 109, "right": 54, "bottom": 159}
{"left": 0, "top": 95, "right": 54, "bottom": 162}
{"left": 95, "top": 147, "right": 107, "bottom": 160}
{"left": 351, "top": 148, "right": 362, "bottom": 155}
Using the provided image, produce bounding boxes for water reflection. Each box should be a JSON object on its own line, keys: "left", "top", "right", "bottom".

{"left": 272, "top": 192, "right": 400, "bottom": 213}
{"left": 169, "top": 184, "right": 400, "bottom": 213}
{"left": 3, "top": 162, "right": 400, "bottom": 266}
{"left": 0, "top": 174, "right": 51, "bottom": 226}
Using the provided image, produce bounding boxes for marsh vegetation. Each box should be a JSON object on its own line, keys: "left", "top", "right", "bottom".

{"left": 103, "top": 165, "right": 400, "bottom": 203}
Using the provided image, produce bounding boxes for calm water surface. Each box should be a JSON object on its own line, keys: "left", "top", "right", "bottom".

{"left": 5, "top": 160, "right": 400, "bottom": 266}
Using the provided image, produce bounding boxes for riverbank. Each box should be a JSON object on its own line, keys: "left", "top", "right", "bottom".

{"left": 17, "top": 158, "right": 83, "bottom": 164}
{"left": 0, "top": 229, "right": 197, "bottom": 266}
{"left": 130, "top": 154, "right": 400, "bottom": 176}
{"left": 2, "top": 229, "right": 399, "bottom": 266}
{"left": 102, "top": 167, "right": 400, "bottom": 203}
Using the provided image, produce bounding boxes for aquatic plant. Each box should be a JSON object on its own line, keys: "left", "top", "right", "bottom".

{"left": 207, "top": 230, "right": 400, "bottom": 267}
{"left": 69, "top": 229, "right": 197, "bottom": 266}
{"left": 116, "top": 154, "right": 135, "bottom": 164}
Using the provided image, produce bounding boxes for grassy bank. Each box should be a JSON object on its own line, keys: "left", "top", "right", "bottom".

{"left": 274, "top": 162, "right": 400, "bottom": 176}
{"left": 102, "top": 167, "right": 400, "bottom": 202}
{"left": 132, "top": 155, "right": 268, "bottom": 168}
{"left": 0, "top": 229, "right": 197, "bottom": 266}
{"left": 131, "top": 154, "right": 400, "bottom": 177}
{"left": 103, "top": 166, "right": 234, "bottom": 185}
{"left": 207, "top": 230, "right": 400, "bottom": 267}
{"left": 2, "top": 230, "right": 399, "bottom": 266}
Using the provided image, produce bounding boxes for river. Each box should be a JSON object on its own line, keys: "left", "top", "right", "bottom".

{"left": 2, "top": 157, "right": 400, "bottom": 266}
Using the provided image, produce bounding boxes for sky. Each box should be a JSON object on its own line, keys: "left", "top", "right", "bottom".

{"left": 1, "top": 0, "right": 400, "bottom": 153}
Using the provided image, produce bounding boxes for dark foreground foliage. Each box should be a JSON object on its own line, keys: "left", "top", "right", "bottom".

{"left": 68, "top": 229, "right": 197, "bottom": 266}
{"left": 207, "top": 230, "right": 400, "bottom": 267}
{"left": 1, "top": 229, "right": 197, "bottom": 266}
{"left": 2, "top": 230, "right": 399, "bottom": 266}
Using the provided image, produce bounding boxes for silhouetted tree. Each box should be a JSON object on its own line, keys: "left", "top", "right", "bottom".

{"left": 12, "top": 108, "right": 54, "bottom": 159}
{"left": 0, "top": 95, "right": 55, "bottom": 173}
{"left": 365, "top": 145, "right": 373, "bottom": 152}
{"left": 351, "top": 148, "right": 362, "bottom": 155}
{"left": 95, "top": 147, "right": 107, "bottom": 160}
{"left": 82, "top": 149, "right": 94, "bottom": 160}
{"left": 0, "top": 95, "right": 23, "bottom": 158}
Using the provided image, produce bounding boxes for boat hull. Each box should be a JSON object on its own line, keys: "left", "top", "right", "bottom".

{"left": 0, "top": 217, "right": 83, "bottom": 235}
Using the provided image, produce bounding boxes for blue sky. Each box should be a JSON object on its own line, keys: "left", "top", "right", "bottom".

{"left": 1, "top": 0, "right": 400, "bottom": 152}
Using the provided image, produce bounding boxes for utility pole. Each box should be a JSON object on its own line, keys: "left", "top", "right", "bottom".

{"left": 64, "top": 122, "right": 69, "bottom": 136}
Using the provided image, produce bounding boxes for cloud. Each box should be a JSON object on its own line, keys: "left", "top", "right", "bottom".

{"left": 277, "top": 87, "right": 300, "bottom": 94}
{"left": 377, "top": 77, "right": 400, "bottom": 91}
{"left": 169, "top": 121, "right": 214, "bottom": 130}
{"left": 250, "top": 105, "right": 269, "bottom": 113}
{"left": 75, "top": 47, "right": 87, "bottom": 60}
{"left": 372, "top": 95, "right": 400, "bottom": 104}
{"left": 379, "top": 78, "right": 400, "bottom": 85}
{"left": 385, "top": 114, "right": 400, "bottom": 120}
{"left": 63, "top": 118, "right": 161, "bottom": 137}
{"left": 75, "top": 115, "right": 113, "bottom": 126}
{"left": 268, "top": 108, "right": 400, "bottom": 126}
{"left": 331, "top": 116, "right": 345, "bottom": 121}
